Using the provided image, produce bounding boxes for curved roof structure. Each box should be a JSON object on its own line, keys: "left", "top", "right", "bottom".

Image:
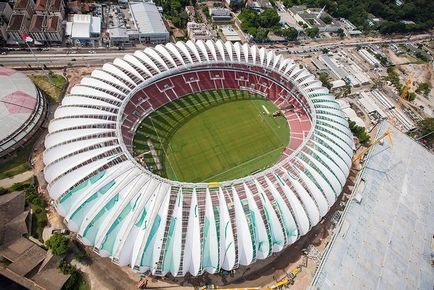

{"left": 0, "top": 67, "right": 46, "bottom": 158}
{"left": 44, "top": 40, "right": 354, "bottom": 277}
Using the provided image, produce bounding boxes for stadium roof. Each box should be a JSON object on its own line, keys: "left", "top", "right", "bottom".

{"left": 43, "top": 40, "right": 353, "bottom": 277}
{"left": 129, "top": 2, "right": 168, "bottom": 35}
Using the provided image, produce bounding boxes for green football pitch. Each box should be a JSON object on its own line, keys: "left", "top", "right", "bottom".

{"left": 133, "top": 89, "right": 289, "bottom": 182}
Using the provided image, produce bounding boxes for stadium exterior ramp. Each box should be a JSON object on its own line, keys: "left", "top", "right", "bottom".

{"left": 43, "top": 40, "right": 354, "bottom": 277}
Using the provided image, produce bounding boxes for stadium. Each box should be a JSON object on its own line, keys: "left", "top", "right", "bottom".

{"left": 0, "top": 67, "right": 47, "bottom": 159}
{"left": 43, "top": 40, "right": 354, "bottom": 277}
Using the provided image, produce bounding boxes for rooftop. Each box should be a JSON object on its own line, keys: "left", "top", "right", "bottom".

{"left": 0, "top": 2, "right": 10, "bottom": 12}
{"left": 129, "top": 2, "right": 168, "bottom": 35}
{"left": 69, "top": 15, "right": 101, "bottom": 39}
{"left": 34, "top": 0, "right": 48, "bottom": 11}
{"left": 109, "top": 27, "right": 128, "bottom": 39}
{"left": 49, "top": 0, "right": 62, "bottom": 12}
{"left": 0, "top": 191, "right": 70, "bottom": 290}
{"left": 14, "top": 0, "right": 29, "bottom": 10}
{"left": 312, "top": 125, "right": 434, "bottom": 289}
{"left": 47, "top": 15, "right": 59, "bottom": 32}
{"left": 7, "top": 14, "right": 24, "bottom": 30}
{"left": 0, "top": 67, "right": 39, "bottom": 145}
{"left": 29, "top": 15, "right": 45, "bottom": 32}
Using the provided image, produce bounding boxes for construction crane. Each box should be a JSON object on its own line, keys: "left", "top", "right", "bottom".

{"left": 352, "top": 74, "right": 413, "bottom": 162}
{"left": 268, "top": 266, "right": 303, "bottom": 289}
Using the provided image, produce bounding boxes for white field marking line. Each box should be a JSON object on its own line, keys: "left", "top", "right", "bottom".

{"left": 148, "top": 116, "right": 179, "bottom": 181}
{"left": 253, "top": 100, "right": 284, "bottom": 144}
{"left": 262, "top": 104, "right": 270, "bottom": 115}
{"left": 201, "top": 146, "right": 284, "bottom": 183}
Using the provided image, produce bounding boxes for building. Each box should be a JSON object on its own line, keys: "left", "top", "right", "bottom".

{"left": 220, "top": 25, "right": 242, "bottom": 42}
{"left": 289, "top": 5, "right": 340, "bottom": 33}
{"left": 13, "top": 0, "right": 34, "bottom": 20}
{"left": 187, "top": 22, "right": 212, "bottom": 41}
{"left": 367, "top": 13, "right": 384, "bottom": 27}
{"left": 358, "top": 48, "right": 381, "bottom": 67}
{"left": 317, "top": 52, "right": 371, "bottom": 87}
{"left": 0, "top": 2, "right": 13, "bottom": 42}
{"left": 185, "top": 5, "right": 195, "bottom": 21}
{"left": 209, "top": 8, "right": 233, "bottom": 22}
{"left": 6, "top": 14, "right": 30, "bottom": 43}
{"left": 0, "top": 67, "right": 47, "bottom": 159}
{"left": 225, "top": 0, "right": 243, "bottom": 6}
{"left": 29, "top": 14, "right": 62, "bottom": 43}
{"left": 0, "top": 191, "right": 70, "bottom": 290}
{"left": 108, "top": 27, "right": 129, "bottom": 46}
{"left": 340, "top": 18, "right": 362, "bottom": 36}
{"left": 34, "top": 0, "right": 64, "bottom": 18}
{"left": 7, "top": 0, "right": 36, "bottom": 43}
{"left": 337, "top": 99, "right": 365, "bottom": 128}
{"left": 65, "top": 14, "right": 101, "bottom": 45}
{"left": 44, "top": 40, "right": 353, "bottom": 277}
{"left": 246, "top": 0, "right": 272, "bottom": 11}
{"left": 129, "top": 2, "right": 169, "bottom": 44}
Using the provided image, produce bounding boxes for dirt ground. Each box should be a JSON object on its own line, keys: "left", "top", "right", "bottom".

{"left": 65, "top": 67, "right": 94, "bottom": 94}
{"left": 385, "top": 48, "right": 434, "bottom": 118}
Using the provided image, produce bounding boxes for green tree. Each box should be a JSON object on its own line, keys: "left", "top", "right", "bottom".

{"left": 46, "top": 233, "right": 70, "bottom": 256}
{"left": 278, "top": 27, "right": 298, "bottom": 41}
{"left": 258, "top": 8, "right": 280, "bottom": 28}
{"left": 255, "top": 27, "right": 269, "bottom": 41}
{"left": 349, "top": 120, "right": 370, "bottom": 146}
{"left": 407, "top": 92, "right": 416, "bottom": 102}
{"left": 415, "top": 82, "right": 431, "bottom": 97}
{"left": 417, "top": 118, "right": 434, "bottom": 146}
{"left": 322, "top": 15, "right": 332, "bottom": 24}
{"left": 305, "top": 27, "right": 319, "bottom": 38}
{"left": 318, "top": 72, "right": 332, "bottom": 89}
{"left": 343, "top": 84, "right": 352, "bottom": 97}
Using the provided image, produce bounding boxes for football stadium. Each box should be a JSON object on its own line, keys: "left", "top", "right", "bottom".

{"left": 43, "top": 40, "right": 354, "bottom": 277}
{"left": 0, "top": 67, "right": 47, "bottom": 159}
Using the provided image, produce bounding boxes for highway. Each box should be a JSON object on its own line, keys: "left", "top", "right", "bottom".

{"left": 0, "top": 33, "right": 431, "bottom": 68}
{"left": 0, "top": 51, "right": 131, "bottom": 68}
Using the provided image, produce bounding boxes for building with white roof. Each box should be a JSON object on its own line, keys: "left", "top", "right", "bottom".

{"left": 337, "top": 99, "right": 365, "bottom": 128}
{"left": 129, "top": 2, "right": 169, "bottom": 44}
{"left": 220, "top": 25, "right": 242, "bottom": 42}
{"left": 66, "top": 14, "right": 101, "bottom": 44}
{"left": 318, "top": 52, "right": 371, "bottom": 87}
{"left": 187, "top": 22, "right": 213, "bottom": 41}
{"left": 0, "top": 67, "right": 47, "bottom": 159}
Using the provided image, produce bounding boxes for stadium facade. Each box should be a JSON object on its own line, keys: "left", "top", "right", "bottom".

{"left": 0, "top": 67, "right": 47, "bottom": 159}
{"left": 43, "top": 40, "right": 354, "bottom": 277}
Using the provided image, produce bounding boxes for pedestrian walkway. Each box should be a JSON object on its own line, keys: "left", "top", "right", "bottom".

{"left": 0, "top": 170, "right": 33, "bottom": 188}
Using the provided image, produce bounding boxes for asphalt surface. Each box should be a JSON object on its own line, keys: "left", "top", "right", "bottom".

{"left": 0, "top": 34, "right": 431, "bottom": 68}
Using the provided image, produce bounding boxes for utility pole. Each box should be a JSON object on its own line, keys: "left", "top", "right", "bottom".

{"left": 21, "top": 32, "right": 55, "bottom": 87}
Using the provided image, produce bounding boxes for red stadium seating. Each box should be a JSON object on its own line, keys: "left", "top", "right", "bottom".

{"left": 120, "top": 64, "right": 313, "bottom": 155}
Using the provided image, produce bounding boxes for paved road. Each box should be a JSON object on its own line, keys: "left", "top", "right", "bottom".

{"left": 0, "top": 34, "right": 431, "bottom": 68}
{"left": 0, "top": 170, "right": 33, "bottom": 188}
{"left": 0, "top": 51, "right": 131, "bottom": 68}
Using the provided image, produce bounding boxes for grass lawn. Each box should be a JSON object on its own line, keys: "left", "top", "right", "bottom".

{"left": 133, "top": 89, "right": 289, "bottom": 182}
{"left": 30, "top": 73, "right": 67, "bottom": 103}
{"left": 31, "top": 205, "right": 48, "bottom": 241}
{"left": 0, "top": 140, "right": 34, "bottom": 179}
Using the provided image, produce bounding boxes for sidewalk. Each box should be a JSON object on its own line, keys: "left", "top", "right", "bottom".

{"left": 0, "top": 170, "right": 33, "bottom": 188}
